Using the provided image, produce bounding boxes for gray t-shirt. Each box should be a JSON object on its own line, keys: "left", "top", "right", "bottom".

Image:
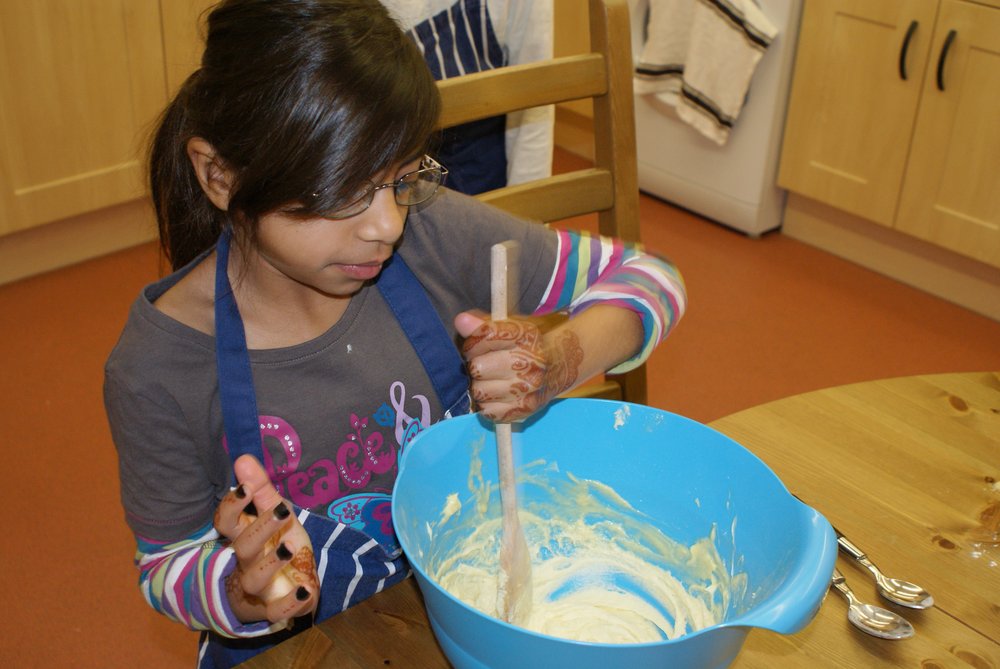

{"left": 104, "top": 189, "right": 556, "bottom": 542}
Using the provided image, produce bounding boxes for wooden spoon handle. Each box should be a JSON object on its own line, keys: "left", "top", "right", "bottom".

{"left": 491, "top": 241, "right": 518, "bottom": 322}
{"left": 491, "top": 240, "right": 519, "bottom": 505}
{"left": 490, "top": 241, "right": 532, "bottom": 623}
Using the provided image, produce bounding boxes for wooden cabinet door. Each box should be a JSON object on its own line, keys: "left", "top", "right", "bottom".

{"left": 894, "top": 0, "right": 1000, "bottom": 269}
{"left": 777, "top": 0, "right": 938, "bottom": 226}
{"left": 0, "top": 0, "right": 168, "bottom": 235}
{"left": 160, "top": 0, "right": 217, "bottom": 98}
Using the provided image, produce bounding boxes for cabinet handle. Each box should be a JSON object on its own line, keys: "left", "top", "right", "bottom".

{"left": 898, "top": 20, "right": 918, "bottom": 81}
{"left": 936, "top": 29, "right": 957, "bottom": 91}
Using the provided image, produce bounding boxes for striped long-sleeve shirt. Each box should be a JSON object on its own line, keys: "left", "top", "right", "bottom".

{"left": 535, "top": 229, "right": 686, "bottom": 372}
{"left": 136, "top": 526, "right": 277, "bottom": 638}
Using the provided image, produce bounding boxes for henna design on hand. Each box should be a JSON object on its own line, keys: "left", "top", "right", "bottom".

{"left": 463, "top": 316, "right": 585, "bottom": 422}
{"left": 226, "top": 566, "right": 265, "bottom": 609}
{"left": 289, "top": 546, "right": 320, "bottom": 591}
{"left": 547, "top": 328, "right": 583, "bottom": 390}
{"left": 500, "top": 330, "right": 583, "bottom": 420}
{"left": 496, "top": 328, "right": 584, "bottom": 422}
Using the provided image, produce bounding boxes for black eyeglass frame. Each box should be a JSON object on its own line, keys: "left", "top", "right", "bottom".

{"left": 316, "top": 155, "right": 448, "bottom": 220}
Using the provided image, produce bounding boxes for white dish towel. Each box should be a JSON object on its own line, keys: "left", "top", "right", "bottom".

{"left": 632, "top": 0, "right": 778, "bottom": 145}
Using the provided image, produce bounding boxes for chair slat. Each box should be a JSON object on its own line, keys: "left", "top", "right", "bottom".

{"left": 475, "top": 168, "right": 613, "bottom": 223}
{"left": 437, "top": 54, "right": 607, "bottom": 128}
{"left": 435, "top": 0, "right": 647, "bottom": 406}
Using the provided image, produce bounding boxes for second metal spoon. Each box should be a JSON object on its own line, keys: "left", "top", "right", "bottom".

{"left": 836, "top": 528, "right": 934, "bottom": 609}
{"left": 832, "top": 568, "right": 915, "bottom": 640}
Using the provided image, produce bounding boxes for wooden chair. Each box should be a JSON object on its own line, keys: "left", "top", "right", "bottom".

{"left": 435, "top": 0, "right": 646, "bottom": 404}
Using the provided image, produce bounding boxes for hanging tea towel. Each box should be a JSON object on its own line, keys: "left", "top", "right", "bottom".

{"left": 633, "top": 0, "right": 778, "bottom": 145}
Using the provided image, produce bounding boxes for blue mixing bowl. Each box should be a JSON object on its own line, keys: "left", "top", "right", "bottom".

{"left": 392, "top": 399, "right": 836, "bottom": 669}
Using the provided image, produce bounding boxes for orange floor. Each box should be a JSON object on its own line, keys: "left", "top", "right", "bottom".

{"left": 4, "top": 152, "right": 1000, "bottom": 668}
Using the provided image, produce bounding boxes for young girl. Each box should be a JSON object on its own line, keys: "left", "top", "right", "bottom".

{"left": 103, "top": 1, "right": 686, "bottom": 667}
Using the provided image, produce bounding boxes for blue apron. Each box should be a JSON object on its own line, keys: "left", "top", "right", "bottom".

{"left": 198, "top": 228, "right": 470, "bottom": 668}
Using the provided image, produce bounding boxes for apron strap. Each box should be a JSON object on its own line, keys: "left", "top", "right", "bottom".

{"left": 214, "top": 227, "right": 265, "bottom": 463}
{"left": 375, "top": 254, "right": 469, "bottom": 415}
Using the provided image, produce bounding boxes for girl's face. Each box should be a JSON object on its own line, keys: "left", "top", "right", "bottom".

{"left": 250, "top": 157, "right": 421, "bottom": 297}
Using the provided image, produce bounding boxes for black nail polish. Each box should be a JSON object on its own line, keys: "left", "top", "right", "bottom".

{"left": 234, "top": 484, "right": 247, "bottom": 499}
{"left": 276, "top": 543, "right": 293, "bottom": 561}
{"left": 296, "top": 586, "right": 309, "bottom": 601}
{"left": 273, "top": 503, "right": 290, "bottom": 520}
{"left": 243, "top": 500, "right": 258, "bottom": 517}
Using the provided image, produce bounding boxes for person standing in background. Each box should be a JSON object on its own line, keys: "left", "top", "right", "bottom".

{"left": 381, "top": 0, "right": 554, "bottom": 194}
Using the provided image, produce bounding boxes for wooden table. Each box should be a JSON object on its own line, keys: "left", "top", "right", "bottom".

{"left": 240, "top": 372, "right": 1000, "bottom": 668}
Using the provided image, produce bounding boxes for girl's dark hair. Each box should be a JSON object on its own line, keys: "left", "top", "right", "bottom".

{"left": 150, "top": 0, "right": 441, "bottom": 270}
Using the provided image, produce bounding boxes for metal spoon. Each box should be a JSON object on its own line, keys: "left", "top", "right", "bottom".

{"left": 836, "top": 528, "right": 934, "bottom": 609}
{"left": 832, "top": 568, "right": 915, "bottom": 640}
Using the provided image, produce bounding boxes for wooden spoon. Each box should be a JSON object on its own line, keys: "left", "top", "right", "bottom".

{"left": 491, "top": 241, "right": 533, "bottom": 624}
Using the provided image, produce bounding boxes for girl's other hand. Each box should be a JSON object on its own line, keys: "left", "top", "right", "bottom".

{"left": 454, "top": 311, "right": 582, "bottom": 423}
{"left": 214, "top": 454, "right": 319, "bottom": 625}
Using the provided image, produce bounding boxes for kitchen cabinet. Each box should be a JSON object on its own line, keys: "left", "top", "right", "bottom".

{"left": 894, "top": 0, "right": 1000, "bottom": 267}
{"left": 778, "top": 0, "right": 1000, "bottom": 270}
{"left": 0, "top": 1, "right": 168, "bottom": 235}
{"left": 0, "top": 0, "right": 216, "bottom": 285}
{"left": 160, "top": 0, "right": 217, "bottom": 96}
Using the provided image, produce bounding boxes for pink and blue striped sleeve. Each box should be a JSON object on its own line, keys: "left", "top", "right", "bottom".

{"left": 533, "top": 229, "right": 686, "bottom": 373}
{"left": 135, "top": 523, "right": 281, "bottom": 638}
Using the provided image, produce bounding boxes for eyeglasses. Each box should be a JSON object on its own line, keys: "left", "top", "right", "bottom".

{"left": 318, "top": 155, "right": 448, "bottom": 220}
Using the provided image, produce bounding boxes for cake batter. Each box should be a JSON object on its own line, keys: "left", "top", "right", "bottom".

{"left": 425, "top": 440, "right": 746, "bottom": 644}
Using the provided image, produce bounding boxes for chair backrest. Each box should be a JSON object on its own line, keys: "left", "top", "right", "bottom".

{"left": 435, "top": 0, "right": 645, "bottom": 404}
